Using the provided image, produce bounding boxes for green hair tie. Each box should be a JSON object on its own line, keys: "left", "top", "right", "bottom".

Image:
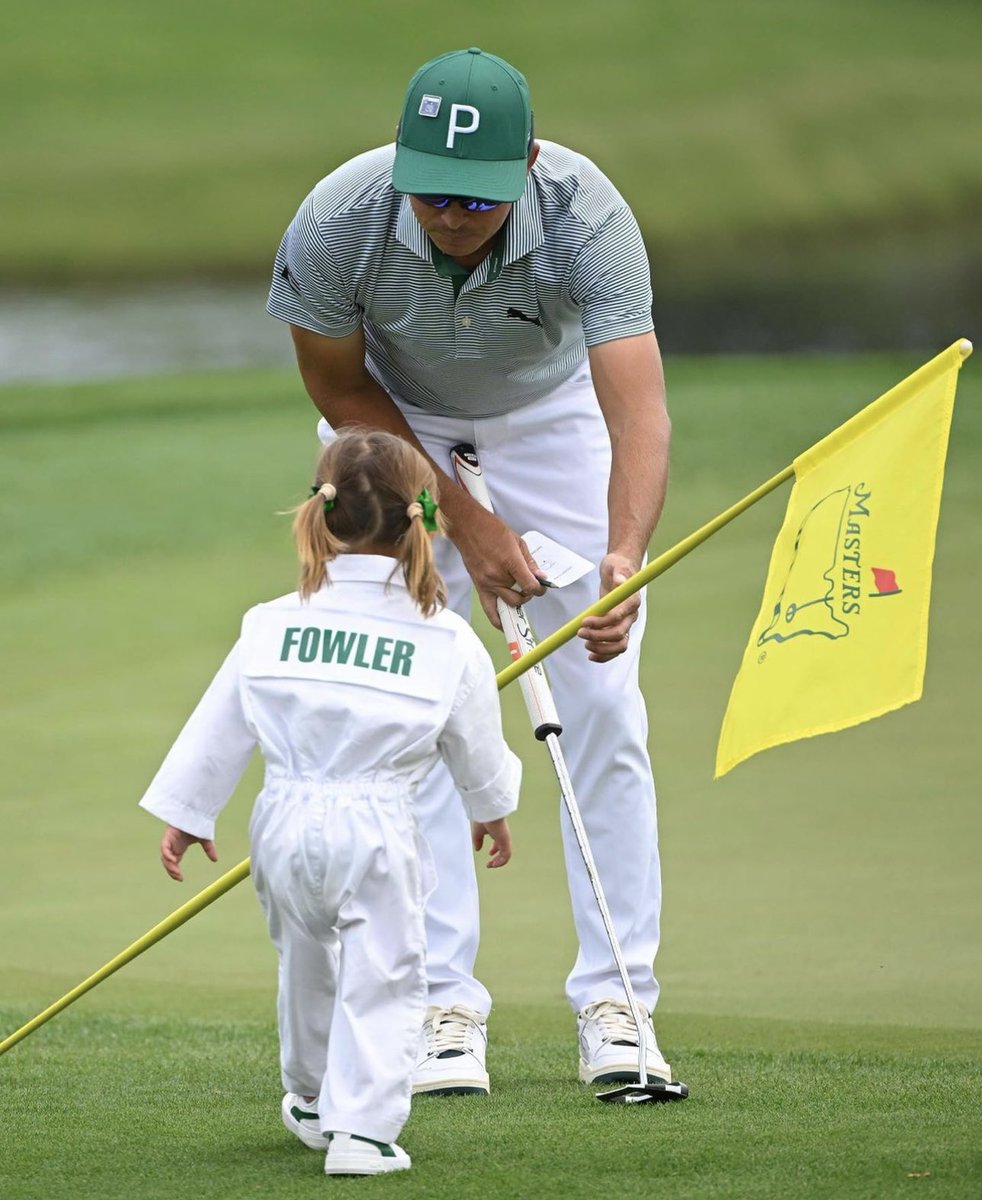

{"left": 415, "top": 487, "right": 439, "bottom": 532}
{"left": 311, "top": 483, "right": 337, "bottom": 512}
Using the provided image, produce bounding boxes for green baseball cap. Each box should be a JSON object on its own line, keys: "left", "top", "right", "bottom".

{"left": 392, "top": 48, "right": 533, "bottom": 203}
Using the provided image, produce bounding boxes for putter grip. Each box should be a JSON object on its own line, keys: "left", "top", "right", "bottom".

{"left": 450, "top": 443, "right": 562, "bottom": 740}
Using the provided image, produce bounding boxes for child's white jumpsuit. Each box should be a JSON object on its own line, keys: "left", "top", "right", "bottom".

{"left": 139, "top": 555, "right": 521, "bottom": 1144}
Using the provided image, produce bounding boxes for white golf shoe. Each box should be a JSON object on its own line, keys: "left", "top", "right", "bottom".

{"left": 577, "top": 999, "right": 673, "bottom": 1085}
{"left": 281, "top": 1093, "right": 330, "bottom": 1150}
{"left": 411, "top": 1005, "right": 490, "bottom": 1095}
{"left": 324, "top": 1132, "right": 411, "bottom": 1175}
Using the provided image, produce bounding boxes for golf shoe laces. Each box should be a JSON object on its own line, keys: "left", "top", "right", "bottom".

{"left": 580, "top": 999, "right": 642, "bottom": 1045}
{"left": 421, "top": 1005, "right": 485, "bottom": 1059}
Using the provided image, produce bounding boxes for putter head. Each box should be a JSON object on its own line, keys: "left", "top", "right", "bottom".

{"left": 596, "top": 1079, "right": 689, "bottom": 1105}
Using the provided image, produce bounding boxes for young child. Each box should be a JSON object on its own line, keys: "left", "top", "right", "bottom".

{"left": 139, "top": 430, "right": 520, "bottom": 1176}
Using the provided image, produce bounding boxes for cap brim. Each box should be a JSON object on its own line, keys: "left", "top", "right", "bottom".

{"left": 392, "top": 144, "right": 529, "bottom": 203}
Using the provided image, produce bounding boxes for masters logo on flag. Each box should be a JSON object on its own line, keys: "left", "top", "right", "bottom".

{"left": 715, "top": 339, "right": 972, "bottom": 777}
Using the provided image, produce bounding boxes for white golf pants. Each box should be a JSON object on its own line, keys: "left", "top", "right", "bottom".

{"left": 249, "top": 778, "right": 429, "bottom": 1143}
{"left": 393, "top": 368, "right": 662, "bottom": 1016}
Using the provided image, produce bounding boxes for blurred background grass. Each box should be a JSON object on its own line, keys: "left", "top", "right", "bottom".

{"left": 1, "top": 0, "right": 979, "bottom": 349}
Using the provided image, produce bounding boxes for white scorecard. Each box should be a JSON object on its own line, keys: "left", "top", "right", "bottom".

{"left": 522, "top": 531, "right": 594, "bottom": 589}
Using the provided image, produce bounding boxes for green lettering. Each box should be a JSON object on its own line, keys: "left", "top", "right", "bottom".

{"left": 298, "top": 628, "right": 320, "bottom": 662}
{"left": 390, "top": 639, "right": 415, "bottom": 676}
{"left": 280, "top": 628, "right": 301, "bottom": 660}
{"left": 372, "top": 637, "right": 393, "bottom": 672}
{"left": 353, "top": 633, "right": 372, "bottom": 668}
{"left": 321, "top": 629, "right": 356, "bottom": 663}
{"left": 850, "top": 487, "right": 871, "bottom": 518}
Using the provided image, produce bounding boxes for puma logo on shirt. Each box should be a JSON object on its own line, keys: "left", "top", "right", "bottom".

{"left": 505, "top": 307, "right": 543, "bottom": 327}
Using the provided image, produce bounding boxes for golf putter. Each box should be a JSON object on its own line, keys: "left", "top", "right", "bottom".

{"left": 450, "top": 443, "right": 688, "bottom": 1105}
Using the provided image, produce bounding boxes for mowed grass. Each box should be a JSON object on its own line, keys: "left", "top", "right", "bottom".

{"left": 2, "top": 0, "right": 981, "bottom": 281}
{"left": 1, "top": 353, "right": 980, "bottom": 1196}
{"left": 2, "top": 1009, "right": 979, "bottom": 1200}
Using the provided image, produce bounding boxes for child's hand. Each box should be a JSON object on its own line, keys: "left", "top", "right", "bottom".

{"left": 160, "top": 825, "right": 218, "bottom": 882}
{"left": 471, "top": 818, "right": 512, "bottom": 868}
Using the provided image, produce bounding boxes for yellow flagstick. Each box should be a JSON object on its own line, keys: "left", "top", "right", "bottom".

{"left": 5, "top": 338, "right": 970, "bottom": 1056}
{"left": 2, "top": 466, "right": 796, "bottom": 1057}
{"left": 0, "top": 475, "right": 785, "bottom": 1056}
{"left": 0, "top": 460, "right": 831, "bottom": 1056}
{"left": 0, "top": 859, "right": 251, "bottom": 1056}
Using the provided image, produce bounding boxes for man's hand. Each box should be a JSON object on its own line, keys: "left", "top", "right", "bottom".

{"left": 472, "top": 817, "right": 512, "bottom": 868}
{"left": 450, "top": 502, "right": 546, "bottom": 627}
{"left": 576, "top": 553, "right": 642, "bottom": 662}
{"left": 160, "top": 825, "right": 218, "bottom": 882}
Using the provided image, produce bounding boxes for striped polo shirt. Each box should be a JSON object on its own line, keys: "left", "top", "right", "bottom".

{"left": 266, "top": 140, "right": 653, "bottom": 418}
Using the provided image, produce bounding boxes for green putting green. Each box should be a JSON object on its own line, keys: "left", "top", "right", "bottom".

{"left": 1, "top": 353, "right": 979, "bottom": 1197}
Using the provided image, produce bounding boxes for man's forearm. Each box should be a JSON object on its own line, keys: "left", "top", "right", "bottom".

{"left": 606, "top": 407, "right": 671, "bottom": 567}
{"left": 589, "top": 333, "right": 672, "bottom": 569}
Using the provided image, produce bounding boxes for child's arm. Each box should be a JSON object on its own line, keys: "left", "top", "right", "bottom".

{"left": 471, "top": 817, "right": 512, "bottom": 868}
{"left": 438, "top": 631, "right": 521, "bottom": 838}
{"left": 140, "top": 641, "right": 256, "bottom": 868}
{"left": 159, "top": 825, "right": 218, "bottom": 882}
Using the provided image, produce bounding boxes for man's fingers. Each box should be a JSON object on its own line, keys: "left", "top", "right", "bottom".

{"left": 517, "top": 540, "right": 549, "bottom": 595}
{"left": 580, "top": 634, "right": 632, "bottom": 663}
{"left": 578, "top": 605, "right": 639, "bottom": 645}
{"left": 479, "top": 592, "right": 503, "bottom": 629}
{"left": 577, "top": 598, "right": 638, "bottom": 661}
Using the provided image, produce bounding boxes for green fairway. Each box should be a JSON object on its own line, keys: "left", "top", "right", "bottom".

{"left": 1, "top": 353, "right": 980, "bottom": 1196}
{"left": 2, "top": 1009, "right": 979, "bottom": 1200}
{"left": 3, "top": 0, "right": 980, "bottom": 284}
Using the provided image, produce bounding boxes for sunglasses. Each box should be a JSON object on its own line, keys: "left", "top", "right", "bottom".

{"left": 414, "top": 195, "right": 502, "bottom": 213}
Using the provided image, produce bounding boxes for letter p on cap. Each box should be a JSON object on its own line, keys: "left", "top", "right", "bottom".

{"left": 447, "top": 103, "right": 480, "bottom": 148}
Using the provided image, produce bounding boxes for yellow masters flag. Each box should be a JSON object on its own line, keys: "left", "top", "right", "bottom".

{"left": 715, "top": 339, "right": 972, "bottom": 778}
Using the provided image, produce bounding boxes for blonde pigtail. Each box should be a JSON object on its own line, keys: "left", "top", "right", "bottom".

{"left": 291, "top": 493, "right": 348, "bottom": 600}
{"left": 399, "top": 506, "right": 448, "bottom": 617}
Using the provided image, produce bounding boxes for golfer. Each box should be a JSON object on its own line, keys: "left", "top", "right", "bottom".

{"left": 267, "top": 47, "right": 675, "bottom": 1092}
{"left": 139, "top": 431, "right": 520, "bottom": 1176}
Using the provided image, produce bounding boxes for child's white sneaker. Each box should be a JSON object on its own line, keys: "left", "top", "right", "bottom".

{"left": 281, "top": 1093, "right": 330, "bottom": 1150}
{"left": 324, "top": 1132, "right": 411, "bottom": 1175}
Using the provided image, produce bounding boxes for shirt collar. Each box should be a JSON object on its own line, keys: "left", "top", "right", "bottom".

{"left": 501, "top": 173, "right": 544, "bottom": 266}
{"left": 396, "top": 194, "right": 430, "bottom": 260}
{"left": 316, "top": 553, "right": 408, "bottom": 591}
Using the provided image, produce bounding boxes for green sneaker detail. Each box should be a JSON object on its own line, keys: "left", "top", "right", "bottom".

{"left": 349, "top": 1134, "right": 396, "bottom": 1157}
